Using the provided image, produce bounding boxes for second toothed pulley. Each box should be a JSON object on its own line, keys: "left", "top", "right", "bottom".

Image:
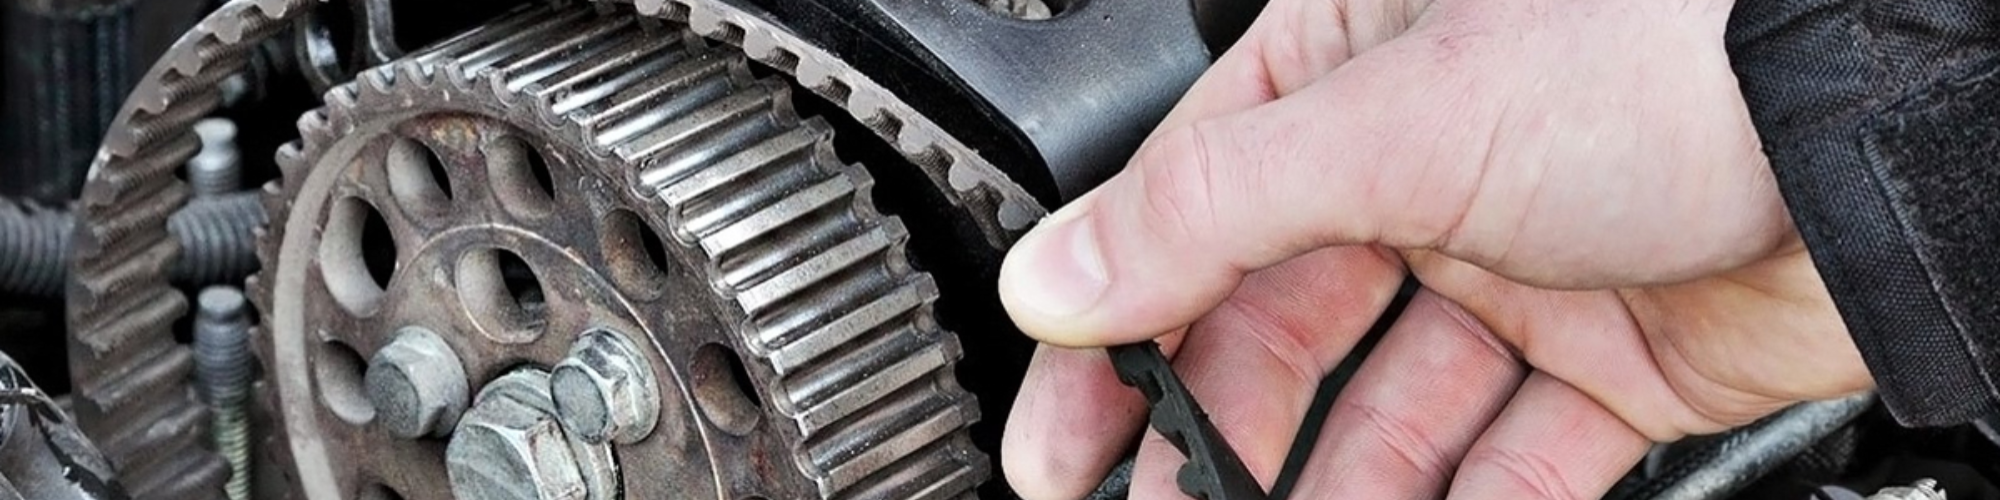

{"left": 252, "top": 5, "right": 986, "bottom": 499}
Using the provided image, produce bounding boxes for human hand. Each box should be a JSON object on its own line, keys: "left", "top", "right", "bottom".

{"left": 996, "top": 0, "right": 1875, "bottom": 498}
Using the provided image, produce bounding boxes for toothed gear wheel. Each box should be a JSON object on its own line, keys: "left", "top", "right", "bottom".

{"left": 251, "top": 5, "right": 987, "bottom": 499}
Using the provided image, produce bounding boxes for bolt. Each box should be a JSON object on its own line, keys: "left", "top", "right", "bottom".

{"left": 192, "top": 286, "right": 253, "bottom": 500}
{"left": 364, "top": 327, "right": 468, "bottom": 439}
{"left": 552, "top": 329, "right": 659, "bottom": 445}
{"left": 1867, "top": 479, "right": 1946, "bottom": 500}
{"left": 448, "top": 397, "right": 590, "bottom": 500}
{"left": 447, "top": 370, "right": 619, "bottom": 500}
{"left": 188, "top": 118, "right": 241, "bottom": 197}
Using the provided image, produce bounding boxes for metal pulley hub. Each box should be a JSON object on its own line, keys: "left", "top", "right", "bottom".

{"left": 250, "top": 4, "right": 986, "bottom": 499}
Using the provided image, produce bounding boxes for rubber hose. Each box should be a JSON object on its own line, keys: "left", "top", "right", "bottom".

{"left": 0, "top": 192, "right": 265, "bottom": 297}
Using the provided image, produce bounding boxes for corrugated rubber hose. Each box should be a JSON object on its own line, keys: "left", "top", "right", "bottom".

{"left": 0, "top": 192, "right": 264, "bottom": 297}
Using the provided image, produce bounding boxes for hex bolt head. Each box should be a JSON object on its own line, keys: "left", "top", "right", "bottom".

{"left": 447, "top": 397, "right": 589, "bottom": 500}
{"left": 551, "top": 329, "right": 659, "bottom": 445}
{"left": 448, "top": 369, "right": 619, "bottom": 500}
{"left": 364, "top": 327, "right": 469, "bottom": 439}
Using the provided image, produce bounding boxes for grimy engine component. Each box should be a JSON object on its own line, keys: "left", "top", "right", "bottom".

{"left": 251, "top": 5, "right": 984, "bottom": 498}
{"left": 193, "top": 286, "right": 257, "bottom": 500}
{"left": 68, "top": 0, "right": 1056, "bottom": 496}
{"left": 0, "top": 352, "right": 129, "bottom": 500}
{"left": 1, "top": 0, "right": 139, "bottom": 204}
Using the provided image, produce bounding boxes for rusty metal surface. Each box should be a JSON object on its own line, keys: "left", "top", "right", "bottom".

{"left": 64, "top": 2, "right": 307, "bottom": 499}
{"left": 70, "top": 0, "right": 1044, "bottom": 497}
{"left": 250, "top": 5, "right": 987, "bottom": 498}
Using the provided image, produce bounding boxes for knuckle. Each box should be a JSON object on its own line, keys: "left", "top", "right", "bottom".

{"left": 1212, "top": 300, "right": 1322, "bottom": 389}
{"left": 1340, "top": 399, "right": 1455, "bottom": 482}
{"left": 1131, "top": 124, "right": 1230, "bottom": 246}
{"left": 1464, "top": 447, "right": 1583, "bottom": 500}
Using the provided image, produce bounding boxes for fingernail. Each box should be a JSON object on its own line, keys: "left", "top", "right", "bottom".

{"left": 1003, "top": 206, "right": 1109, "bottom": 321}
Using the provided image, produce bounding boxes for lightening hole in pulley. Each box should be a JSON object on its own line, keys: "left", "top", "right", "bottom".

{"left": 456, "top": 248, "right": 548, "bottom": 344}
{"left": 320, "top": 197, "right": 398, "bottom": 315}
{"left": 600, "top": 209, "right": 672, "bottom": 298}
{"left": 387, "top": 137, "right": 454, "bottom": 215}
{"left": 487, "top": 135, "right": 558, "bottom": 217}
{"left": 692, "top": 344, "right": 762, "bottom": 435}
{"left": 358, "top": 484, "right": 406, "bottom": 500}
{"left": 313, "top": 339, "right": 375, "bottom": 425}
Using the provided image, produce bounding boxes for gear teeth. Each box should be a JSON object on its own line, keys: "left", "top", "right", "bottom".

{"left": 586, "top": 54, "right": 737, "bottom": 147}
{"left": 68, "top": 1, "right": 307, "bottom": 497}
{"left": 75, "top": 285, "right": 186, "bottom": 353}
{"left": 88, "top": 132, "right": 201, "bottom": 199}
{"left": 606, "top": 0, "right": 1049, "bottom": 245}
{"left": 805, "top": 382, "right": 977, "bottom": 497}
{"left": 295, "top": 109, "right": 337, "bottom": 147}
{"left": 77, "top": 341, "right": 193, "bottom": 416}
{"left": 731, "top": 222, "right": 895, "bottom": 313}
{"left": 754, "top": 279, "right": 931, "bottom": 372}
{"left": 72, "top": 233, "right": 179, "bottom": 304}
{"left": 699, "top": 174, "right": 852, "bottom": 257}
{"left": 612, "top": 78, "right": 783, "bottom": 163}
{"left": 247, "top": 5, "right": 988, "bottom": 498}
{"left": 646, "top": 116, "right": 823, "bottom": 203}
{"left": 83, "top": 182, "right": 191, "bottom": 247}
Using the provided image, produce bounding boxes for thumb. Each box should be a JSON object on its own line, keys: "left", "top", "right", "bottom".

{"left": 999, "top": 37, "right": 1487, "bottom": 346}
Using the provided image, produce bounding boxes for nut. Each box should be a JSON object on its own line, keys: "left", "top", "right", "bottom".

{"left": 551, "top": 329, "right": 659, "bottom": 445}
{"left": 364, "top": 327, "right": 468, "bottom": 439}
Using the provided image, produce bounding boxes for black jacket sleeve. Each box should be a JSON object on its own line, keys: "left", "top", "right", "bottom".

{"left": 1726, "top": 0, "right": 2000, "bottom": 426}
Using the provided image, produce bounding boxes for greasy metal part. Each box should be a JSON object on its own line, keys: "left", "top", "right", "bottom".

{"left": 446, "top": 369, "right": 617, "bottom": 500}
{"left": 75, "top": 0, "right": 1048, "bottom": 496}
{"left": 977, "top": 0, "right": 1052, "bottom": 19}
{"left": 2, "top": 192, "right": 264, "bottom": 298}
{"left": 1109, "top": 342, "right": 1267, "bottom": 500}
{"left": 0, "top": 353, "right": 131, "bottom": 500}
{"left": 252, "top": 5, "right": 986, "bottom": 498}
{"left": 193, "top": 286, "right": 256, "bottom": 500}
{"left": 1, "top": 0, "right": 137, "bottom": 204}
{"left": 65, "top": 1, "right": 301, "bottom": 498}
{"left": 1869, "top": 479, "right": 1948, "bottom": 500}
{"left": 189, "top": 118, "right": 243, "bottom": 197}
{"left": 1621, "top": 392, "right": 1877, "bottom": 500}
{"left": 601, "top": 0, "right": 1050, "bottom": 246}
{"left": 791, "top": 0, "right": 1216, "bottom": 199}
{"left": 552, "top": 328, "right": 660, "bottom": 445}
{"left": 364, "top": 327, "right": 469, "bottom": 439}
{"left": 295, "top": 0, "right": 402, "bottom": 94}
